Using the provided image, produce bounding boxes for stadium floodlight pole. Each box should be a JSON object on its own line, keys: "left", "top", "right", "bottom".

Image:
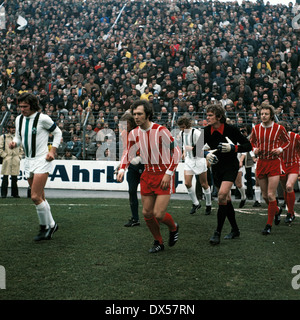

{"left": 102, "top": 1, "right": 128, "bottom": 40}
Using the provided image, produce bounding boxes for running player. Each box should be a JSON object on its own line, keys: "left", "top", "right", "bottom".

{"left": 278, "top": 121, "right": 300, "bottom": 224}
{"left": 177, "top": 115, "right": 212, "bottom": 215}
{"left": 250, "top": 104, "right": 290, "bottom": 235}
{"left": 204, "top": 104, "right": 252, "bottom": 245}
{"left": 117, "top": 100, "right": 181, "bottom": 253}
{"left": 9, "top": 93, "right": 62, "bottom": 241}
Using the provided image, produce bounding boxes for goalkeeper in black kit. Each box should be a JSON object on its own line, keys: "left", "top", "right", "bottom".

{"left": 204, "top": 104, "right": 252, "bottom": 245}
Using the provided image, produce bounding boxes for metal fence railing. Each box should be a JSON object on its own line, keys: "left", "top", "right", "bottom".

{"left": 1, "top": 109, "right": 300, "bottom": 161}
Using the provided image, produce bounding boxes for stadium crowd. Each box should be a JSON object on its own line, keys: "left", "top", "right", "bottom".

{"left": 1, "top": 0, "right": 300, "bottom": 161}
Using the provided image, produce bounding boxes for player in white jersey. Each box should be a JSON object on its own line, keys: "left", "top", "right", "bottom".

{"left": 177, "top": 116, "right": 212, "bottom": 215}
{"left": 9, "top": 93, "right": 62, "bottom": 241}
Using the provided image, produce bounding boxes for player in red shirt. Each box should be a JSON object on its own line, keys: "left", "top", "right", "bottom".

{"left": 278, "top": 121, "right": 300, "bottom": 224}
{"left": 250, "top": 104, "right": 290, "bottom": 235}
{"left": 117, "top": 100, "right": 181, "bottom": 253}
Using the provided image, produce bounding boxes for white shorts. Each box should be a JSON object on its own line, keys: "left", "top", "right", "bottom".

{"left": 184, "top": 157, "right": 207, "bottom": 175}
{"left": 24, "top": 156, "right": 53, "bottom": 179}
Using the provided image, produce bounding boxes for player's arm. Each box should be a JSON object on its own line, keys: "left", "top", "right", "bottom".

{"left": 117, "top": 131, "right": 138, "bottom": 182}
{"left": 43, "top": 115, "right": 62, "bottom": 161}
{"left": 270, "top": 126, "right": 290, "bottom": 156}
{"left": 218, "top": 127, "right": 252, "bottom": 153}
{"left": 162, "top": 128, "right": 181, "bottom": 175}
{"left": 10, "top": 116, "right": 22, "bottom": 149}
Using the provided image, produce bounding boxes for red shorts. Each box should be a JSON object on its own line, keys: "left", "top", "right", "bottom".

{"left": 256, "top": 158, "right": 285, "bottom": 179}
{"left": 140, "top": 171, "right": 175, "bottom": 196}
{"left": 281, "top": 162, "right": 300, "bottom": 176}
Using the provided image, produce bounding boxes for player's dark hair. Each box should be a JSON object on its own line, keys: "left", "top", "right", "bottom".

{"left": 177, "top": 115, "right": 192, "bottom": 128}
{"left": 120, "top": 112, "right": 137, "bottom": 131}
{"left": 17, "top": 92, "right": 40, "bottom": 112}
{"left": 130, "top": 99, "right": 153, "bottom": 121}
{"left": 206, "top": 103, "right": 226, "bottom": 123}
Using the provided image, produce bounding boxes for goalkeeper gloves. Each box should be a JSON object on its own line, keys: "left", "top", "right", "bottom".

{"left": 205, "top": 149, "right": 218, "bottom": 165}
{"left": 217, "top": 137, "right": 237, "bottom": 153}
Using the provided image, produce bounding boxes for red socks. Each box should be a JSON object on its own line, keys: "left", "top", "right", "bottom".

{"left": 144, "top": 216, "right": 163, "bottom": 244}
{"left": 144, "top": 212, "right": 176, "bottom": 244}
{"left": 160, "top": 212, "right": 177, "bottom": 232}
{"left": 267, "top": 200, "right": 279, "bottom": 226}
{"left": 286, "top": 191, "right": 295, "bottom": 215}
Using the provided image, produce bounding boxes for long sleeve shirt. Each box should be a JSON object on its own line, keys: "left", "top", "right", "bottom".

{"left": 250, "top": 122, "right": 290, "bottom": 160}
{"left": 120, "top": 122, "right": 181, "bottom": 175}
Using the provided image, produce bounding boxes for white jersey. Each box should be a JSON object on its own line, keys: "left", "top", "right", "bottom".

{"left": 182, "top": 127, "right": 207, "bottom": 175}
{"left": 181, "top": 127, "right": 202, "bottom": 159}
{"left": 14, "top": 112, "right": 62, "bottom": 159}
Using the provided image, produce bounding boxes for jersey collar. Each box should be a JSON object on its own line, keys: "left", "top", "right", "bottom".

{"left": 211, "top": 123, "right": 224, "bottom": 134}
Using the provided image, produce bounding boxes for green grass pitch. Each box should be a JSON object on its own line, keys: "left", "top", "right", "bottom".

{"left": 0, "top": 196, "right": 300, "bottom": 300}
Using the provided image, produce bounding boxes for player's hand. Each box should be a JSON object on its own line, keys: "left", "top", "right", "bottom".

{"left": 160, "top": 174, "right": 171, "bottom": 190}
{"left": 117, "top": 170, "right": 124, "bottom": 182}
{"left": 46, "top": 150, "right": 55, "bottom": 162}
{"left": 206, "top": 149, "right": 218, "bottom": 165}
{"left": 217, "top": 137, "right": 236, "bottom": 153}
{"left": 270, "top": 148, "right": 283, "bottom": 156}
{"left": 253, "top": 148, "right": 261, "bottom": 156}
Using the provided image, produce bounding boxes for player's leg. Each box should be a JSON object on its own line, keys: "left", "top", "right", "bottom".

{"left": 153, "top": 194, "right": 178, "bottom": 247}
{"left": 285, "top": 173, "right": 298, "bottom": 222}
{"left": 30, "top": 173, "right": 57, "bottom": 241}
{"left": 210, "top": 181, "right": 233, "bottom": 245}
{"left": 235, "top": 171, "right": 246, "bottom": 208}
{"left": 220, "top": 181, "right": 240, "bottom": 240}
{"left": 185, "top": 172, "right": 201, "bottom": 214}
{"left": 262, "top": 175, "right": 281, "bottom": 234}
{"left": 253, "top": 164, "right": 262, "bottom": 207}
{"left": 199, "top": 171, "right": 212, "bottom": 214}
{"left": 125, "top": 167, "right": 140, "bottom": 226}
{"left": 142, "top": 194, "right": 164, "bottom": 252}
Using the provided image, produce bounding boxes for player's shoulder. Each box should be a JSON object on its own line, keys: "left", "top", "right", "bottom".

{"left": 152, "top": 122, "right": 165, "bottom": 130}
{"left": 38, "top": 112, "right": 51, "bottom": 120}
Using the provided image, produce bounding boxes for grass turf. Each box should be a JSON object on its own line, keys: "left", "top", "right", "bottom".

{"left": 0, "top": 197, "right": 300, "bottom": 300}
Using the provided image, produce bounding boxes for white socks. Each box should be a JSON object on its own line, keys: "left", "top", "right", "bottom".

{"left": 202, "top": 187, "right": 212, "bottom": 206}
{"left": 187, "top": 185, "right": 199, "bottom": 206}
{"left": 254, "top": 186, "right": 261, "bottom": 203}
{"left": 35, "top": 200, "right": 55, "bottom": 228}
{"left": 238, "top": 186, "right": 246, "bottom": 201}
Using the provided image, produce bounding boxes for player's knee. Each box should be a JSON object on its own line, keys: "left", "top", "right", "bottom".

{"left": 185, "top": 183, "right": 192, "bottom": 189}
{"left": 267, "top": 192, "right": 276, "bottom": 202}
{"left": 142, "top": 209, "right": 152, "bottom": 219}
{"left": 153, "top": 210, "right": 165, "bottom": 221}
{"left": 218, "top": 192, "right": 227, "bottom": 204}
{"left": 286, "top": 185, "right": 293, "bottom": 193}
{"left": 30, "top": 193, "right": 42, "bottom": 205}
